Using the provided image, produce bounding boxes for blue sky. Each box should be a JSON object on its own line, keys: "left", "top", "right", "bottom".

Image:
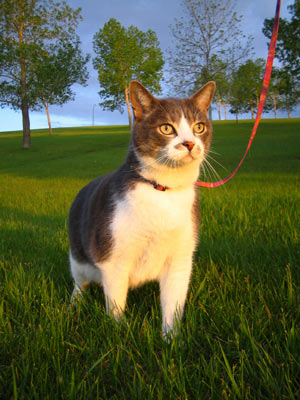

{"left": 0, "top": 0, "right": 297, "bottom": 132}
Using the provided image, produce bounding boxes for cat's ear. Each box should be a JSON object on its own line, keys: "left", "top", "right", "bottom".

{"left": 130, "top": 81, "right": 156, "bottom": 119}
{"left": 190, "top": 81, "right": 216, "bottom": 114}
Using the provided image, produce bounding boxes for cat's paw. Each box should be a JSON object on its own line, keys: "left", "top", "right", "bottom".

{"left": 162, "top": 329, "right": 175, "bottom": 344}
{"left": 69, "top": 285, "right": 84, "bottom": 309}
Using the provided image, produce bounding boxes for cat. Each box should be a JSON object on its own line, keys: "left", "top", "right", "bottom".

{"left": 68, "top": 80, "right": 216, "bottom": 338}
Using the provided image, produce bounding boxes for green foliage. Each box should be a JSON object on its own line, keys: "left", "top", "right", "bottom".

{"left": 0, "top": 0, "right": 88, "bottom": 146}
{"left": 0, "top": 120, "right": 300, "bottom": 399}
{"left": 263, "top": 0, "right": 300, "bottom": 79}
{"left": 93, "top": 18, "right": 164, "bottom": 124}
{"left": 213, "top": 61, "right": 231, "bottom": 103}
{"left": 28, "top": 39, "right": 90, "bottom": 110}
{"left": 269, "top": 67, "right": 300, "bottom": 118}
{"left": 229, "top": 59, "right": 267, "bottom": 119}
{"left": 262, "top": 1, "right": 300, "bottom": 118}
{"left": 0, "top": 0, "right": 84, "bottom": 108}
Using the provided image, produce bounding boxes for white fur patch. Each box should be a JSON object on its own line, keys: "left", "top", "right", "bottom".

{"left": 177, "top": 114, "right": 195, "bottom": 142}
{"left": 70, "top": 251, "right": 102, "bottom": 287}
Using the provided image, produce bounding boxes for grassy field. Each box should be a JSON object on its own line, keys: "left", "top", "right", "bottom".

{"left": 0, "top": 119, "right": 299, "bottom": 399}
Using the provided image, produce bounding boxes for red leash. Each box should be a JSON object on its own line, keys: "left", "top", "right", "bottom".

{"left": 196, "top": 0, "right": 281, "bottom": 188}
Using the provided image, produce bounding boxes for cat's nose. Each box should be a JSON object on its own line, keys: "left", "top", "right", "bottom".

{"left": 182, "top": 141, "right": 195, "bottom": 151}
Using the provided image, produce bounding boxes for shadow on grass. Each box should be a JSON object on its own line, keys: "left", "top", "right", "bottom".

{"left": 0, "top": 206, "right": 69, "bottom": 286}
{"left": 0, "top": 205, "right": 162, "bottom": 317}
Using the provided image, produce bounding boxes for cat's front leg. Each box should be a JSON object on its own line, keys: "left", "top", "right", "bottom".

{"left": 159, "top": 256, "right": 193, "bottom": 339}
{"left": 99, "top": 262, "right": 129, "bottom": 320}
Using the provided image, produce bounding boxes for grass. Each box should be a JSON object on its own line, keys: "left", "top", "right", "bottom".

{"left": 0, "top": 119, "right": 299, "bottom": 399}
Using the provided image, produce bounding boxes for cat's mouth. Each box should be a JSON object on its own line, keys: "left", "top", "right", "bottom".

{"left": 168, "top": 146, "right": 203, "bottom": 165}
{"left": 182, "top": 152, "right": 199, "bottom": 162}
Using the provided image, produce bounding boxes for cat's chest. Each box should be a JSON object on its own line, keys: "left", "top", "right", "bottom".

{"left": 106, "top": 183, "right": 197, "bottom": 287}
{"left": 112, "top": 183, "right": 196, "bottom": 237}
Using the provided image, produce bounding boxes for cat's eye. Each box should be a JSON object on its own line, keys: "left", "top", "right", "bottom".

{"left": 193, "top": 122, "right": 206, "bottom": 135}
{"left": 159, "top": 124, "right": 175, "bottom": 135}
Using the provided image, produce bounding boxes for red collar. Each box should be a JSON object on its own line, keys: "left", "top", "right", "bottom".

{"left": 140, "top": 177, "right": 170, "bottom": 191}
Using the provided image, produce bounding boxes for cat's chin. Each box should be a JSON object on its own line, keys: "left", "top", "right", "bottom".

{"left": 167, "top": 152, "right": 203, "bottom": 167}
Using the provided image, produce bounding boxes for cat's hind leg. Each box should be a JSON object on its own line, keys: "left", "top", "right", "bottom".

{"left": 69, "top": 252, "right": 101, "bottom": 305}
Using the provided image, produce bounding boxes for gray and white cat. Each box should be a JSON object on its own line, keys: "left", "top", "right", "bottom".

{"left": 68, "top": 80, "right": 216, "bottom": 338}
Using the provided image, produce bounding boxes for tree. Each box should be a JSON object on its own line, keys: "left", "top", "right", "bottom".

{"left": 229, "top": 59, "right": 268, "bottom": 121}
{"left": 275, "top": 67, "right": 300, "bottom": 118}
{"left": 267, "top": 67, "right": 281, "bottom": 119}
{"left": 263, "top": 1, "right": 300, "bottom": 118}
{"left": 228, "top": 75, "right": 247, "bottom": 123}
{"left": 28, "top": 39, "right": 89, "bottom": 135}
{"left": 167, "top": 0, "right": 253, "bottom": 114}
{"left": 263, "top": 0, "right": 300, "bottom": 80}
{"left": 0, "top": 0, "right": 86, "bottom": 148}
{"left": 210, "top": 57, "right": 231, "bottom": 120}
{"left": 93, "top": 18, "right": 164, "bottom": 128}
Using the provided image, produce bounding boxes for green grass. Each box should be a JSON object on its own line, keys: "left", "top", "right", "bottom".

{"left": 0, "top": 119, "right": 299, "bottom": 399}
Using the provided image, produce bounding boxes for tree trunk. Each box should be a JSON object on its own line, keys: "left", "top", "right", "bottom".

{"left": 287, "top": 107, "right": 291, "bottom": 118}
{"left": 43, "top": 102, "right": 53, "bottom": 135}
{"left": 125, "top": 86, "right": 132, "bottom": 129}
{"left": 222, "top": 103, "right": 227, "bottom": 120}
{"left": 272, "top": 94, "right": 277, "bottom": 119}
{"left": 250, "top": 102, "right": 254, "bottom": 119}
{"left": 208, "top": 106, "right": 213, "bottom": 121}
{"left": 19, "top": 20, "right": 31, "bottom": 148}
{"left": 218, "top": 100, "right": 222, "bottom": 120}
{"left": 21, "top": 101, "right": 31, "bottom": 148}
{"left": 20, "top": 64, "right": 30, "bottom": 148}
{"left": 236, "top": 113, "right": 239, "bottom": 123}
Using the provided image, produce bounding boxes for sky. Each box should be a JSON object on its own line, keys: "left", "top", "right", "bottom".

{"left": 0, "top": 0, "right": 297, "bottom": 132}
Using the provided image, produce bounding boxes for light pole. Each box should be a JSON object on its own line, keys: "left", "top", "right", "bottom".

{"left": 92, "top": 104, "right": 97, "bottom": 126}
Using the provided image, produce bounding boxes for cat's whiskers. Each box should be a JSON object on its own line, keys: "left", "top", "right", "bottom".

{"left": 205, "top": 153, "right": 226, "bottom": 171}
{"left": 207, "top": 148, "right": 221, "bottom": 156}
{"left": 200, "top": 160, "right": 214, "bottom": 182}
{"left": 199, "top": 160, "right": 207, "bottom": 180}
{"left": 201, "top": 152, "right": 215, "bottom": 181}
{"left": 202, "top": 158, "right": 222, "bottom": 183}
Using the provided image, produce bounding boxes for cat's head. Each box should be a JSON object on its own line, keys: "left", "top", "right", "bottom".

{"left": 129, "top": 81, "right": 215, "bottom": 178}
